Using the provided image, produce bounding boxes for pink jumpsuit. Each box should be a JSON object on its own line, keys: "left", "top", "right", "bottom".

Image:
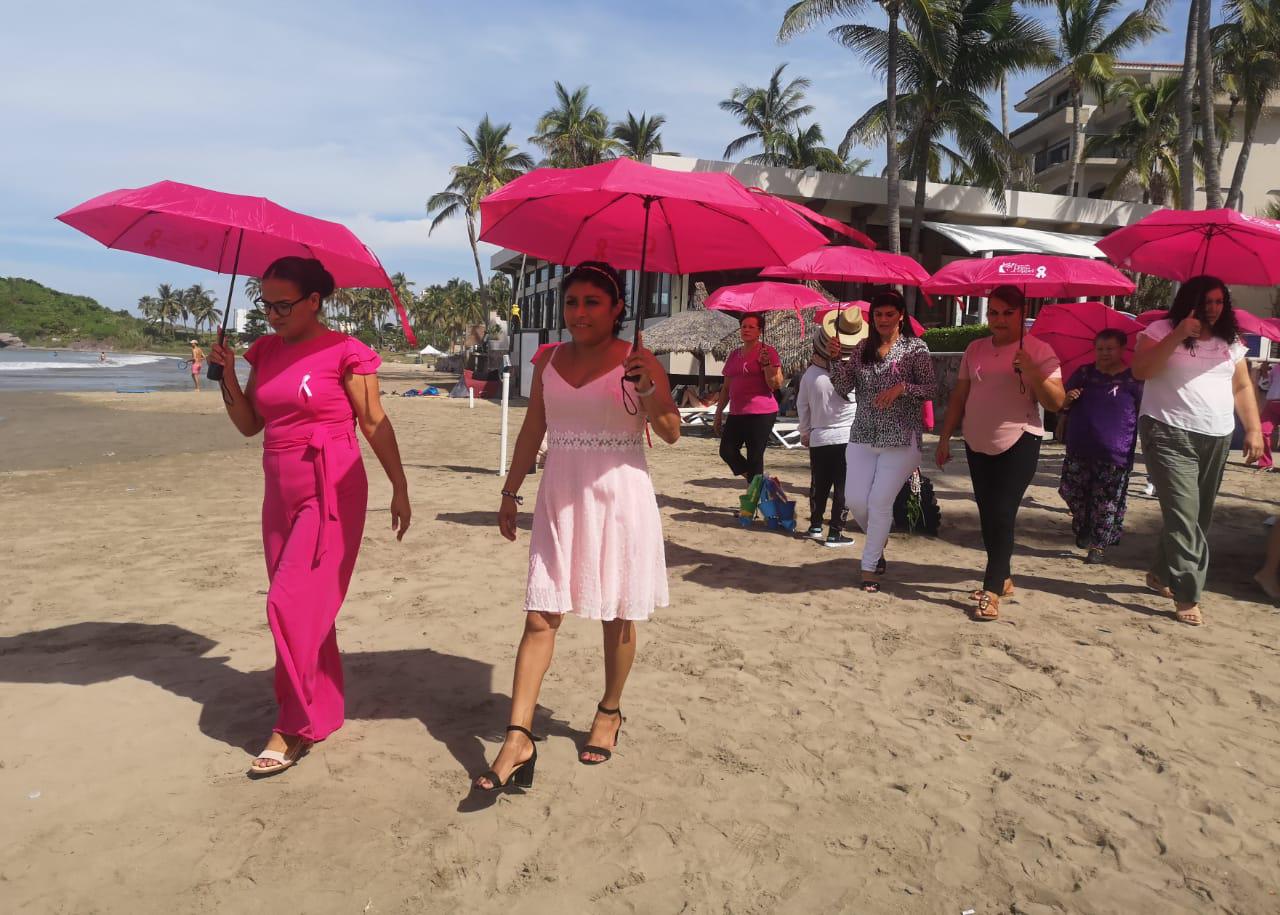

{"left": 243, "top": 331, "right": 380, "bottom": 741}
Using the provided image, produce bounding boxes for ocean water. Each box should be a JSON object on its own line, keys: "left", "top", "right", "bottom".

{"left": 0, "top": 349, "right": 249, "bottom": 392}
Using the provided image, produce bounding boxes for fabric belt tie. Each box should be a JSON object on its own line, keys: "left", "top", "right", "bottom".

{"left": 264, "top": 422, "right": 355, "bottom": 564}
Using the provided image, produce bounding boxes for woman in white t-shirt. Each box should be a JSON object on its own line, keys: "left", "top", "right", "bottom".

{"left": 1132, "top": 275, "right": 1263, "bottom": 626}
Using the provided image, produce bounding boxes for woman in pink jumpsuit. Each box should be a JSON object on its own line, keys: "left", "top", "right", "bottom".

{"left": 208, "top": 257, "right": 411, "bottom": 777}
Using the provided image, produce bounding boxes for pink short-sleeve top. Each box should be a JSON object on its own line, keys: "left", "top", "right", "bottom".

{"left": 723, "top": 344, "right": 781, "bottom": 415}
{"left": 958, "top": 334, "right": 1061, "bottom": 455}
{"left": 244, "top": 330, "right": 381, "bottom": 447}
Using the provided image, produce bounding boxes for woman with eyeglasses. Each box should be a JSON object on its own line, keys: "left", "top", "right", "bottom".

{"left": 1131, "top": 275, "right": 1263, "bottom": 626}
{"left": 207, "top": 256, "right": 411, "bottom": 777}
{"left": 935, "top": 286, "right": 1065, "bottom": 622}
{"left": 474, "top": 261, "right": 680, "bottom": 794}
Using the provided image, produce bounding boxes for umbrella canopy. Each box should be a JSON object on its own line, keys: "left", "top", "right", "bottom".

{"left": 57, "top": 180, "right": 414, "bottom": 343}
{"left": 478, "top": 159, "right": 827, "bottom": 276}
{"left": 1097, "top": 208, "right": 1280, "bottom": 285}
{"left": 1029, "top": 302, "right": 1141, "bottom": 378}
{"left": 1135, "top": 308, "right": 1280, "bottom": 341}
{"left": 820, "top": 302, "right": 926, "bottom": 337}
{"left": 922, "top": 254, "right": 1135, "bottom": 298}
{"left": 705, "top": 281, "right": 830, "bottom": 314}
{"left": 750, "top": 190, "right": 876, "bottom": 248}
{"left": 643, "top": 282, "right": 739, "bottom": 357}
{"left": 761, "top": 246, "right": 929, "bottom": 286}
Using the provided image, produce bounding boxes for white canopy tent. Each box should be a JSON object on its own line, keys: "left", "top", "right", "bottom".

{"left": 418, "top": 344, "right": 445, "bottom": 356}
{"left": 924, "top": 221, "right": 1106, "bottom": 258}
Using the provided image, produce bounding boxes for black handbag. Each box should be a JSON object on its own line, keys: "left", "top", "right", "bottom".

{"left": 892, "top": 469, "right": 942, "bottom": 536}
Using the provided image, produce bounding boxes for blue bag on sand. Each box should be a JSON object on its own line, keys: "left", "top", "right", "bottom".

{"left": 738, "top": 474, "right": 765, "bottom": 527}
{"left": 758, "top": 476, "right": 797, "bottom": 532}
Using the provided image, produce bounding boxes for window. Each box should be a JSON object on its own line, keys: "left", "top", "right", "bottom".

{"left": 524, "top": 269, "right": 535, "bottom": 289}
{"left": 1048, "top": 141, "right": 1070, "bottom": 165}
{"left": 538, "top": 264, "right": 550, "bottom": 284}
{"left": 1053, "top": 89, "right": 1070, "bottom": 107}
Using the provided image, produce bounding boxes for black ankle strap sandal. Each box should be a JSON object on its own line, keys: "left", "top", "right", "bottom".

{"left": 580, "top": 704, "right": 624, "bottom": 766}
{"left": 472, "top": 725, "right": 538, "bottom": 792}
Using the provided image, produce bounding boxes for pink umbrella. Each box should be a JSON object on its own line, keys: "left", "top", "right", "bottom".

{"left": 479, "top": 160, "right": 827, "bottom": 346}
{"left": 1136, "top": 308, "right": 1279, "bottom": 341}
{"left": 818, "top": 301, "right": 926, "bottom": 336}
{"left": 705, "top": 281, "right": 830, "bottom": 314}
{"left": 57, "top": 180, "right": 416, "bottom": 375}
{"left": 760, "top": 246, "right": 930, "bottom": 286}
{"left": 1029, "top": 302, "right": 1141, "bottom": 379}
{"left": 748, "top": 190, "right": 876, "bottom": 248}
{"left": 922, "top": 254, "right": 1136, "bottom": 298}
{"left": 1097, "top": 208, "right": 1280, "bottom": 284}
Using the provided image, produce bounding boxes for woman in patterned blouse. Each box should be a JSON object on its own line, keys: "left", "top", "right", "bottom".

{"left": 829, "top": 291, "right": 938, "bottom": 592}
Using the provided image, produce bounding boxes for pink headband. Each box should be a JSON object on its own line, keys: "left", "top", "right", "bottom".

{"left": 573, "top": 265, "right": 622, "bottom": 301}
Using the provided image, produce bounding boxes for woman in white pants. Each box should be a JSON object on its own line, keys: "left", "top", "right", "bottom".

{"left": 829, "top": 292, "right": 937, "bottom": 592}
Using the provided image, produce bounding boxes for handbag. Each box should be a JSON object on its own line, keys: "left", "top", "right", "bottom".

{"left": 892, "top": 469, "right": 941, "bottom": 536}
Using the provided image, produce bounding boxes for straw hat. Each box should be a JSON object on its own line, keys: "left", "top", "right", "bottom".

{"left": 818, "top": 303, "right": 868, "bottom": 356}
{"left": 189, "top": 339, "right": 199, "bottom": 345}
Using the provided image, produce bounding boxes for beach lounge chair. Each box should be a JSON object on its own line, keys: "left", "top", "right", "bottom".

{"left": 771, "top": 422, "right": 802, "bottom": 449}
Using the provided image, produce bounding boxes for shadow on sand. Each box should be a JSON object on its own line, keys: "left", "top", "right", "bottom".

{"left": 0, "top": 621, "right": 583, "bottom": 813}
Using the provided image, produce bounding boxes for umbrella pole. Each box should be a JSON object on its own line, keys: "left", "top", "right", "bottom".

{"left": 625, "top": 197, "right": 654, "bottom": 382}
{"left": 207, "top": 228, "right": 244, "bottom": 383}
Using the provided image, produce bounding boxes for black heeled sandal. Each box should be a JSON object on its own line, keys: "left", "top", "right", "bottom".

{"left": 472, "top": 725, "right": 537, "bottom": 792}
{"left": 580, "top": 704, "right": 623, "bottom": 765}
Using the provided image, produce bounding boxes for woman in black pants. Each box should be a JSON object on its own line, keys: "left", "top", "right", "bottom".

{"left": 934, "top": 287, "right": 1066, "bottom": 621}
{"left": 714, "top": 314, "right": 783, "bottom": 483}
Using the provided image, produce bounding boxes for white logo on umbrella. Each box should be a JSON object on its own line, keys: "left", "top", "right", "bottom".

{"left": 299, "top": 373, "right": 313, "bottom": 399}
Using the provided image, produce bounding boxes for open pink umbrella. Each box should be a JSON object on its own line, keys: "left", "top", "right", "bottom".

{"left": 1029, "top": 302, "right": 1140, "bottom": 379}
{"left": 705, "top": 281, "right": 829, "bottom": 314}
{"left": 922, "top": 254, "right": 1136, "bottom": 298}
{"left": 1136, "top": 307, "right": 1279, "bottom": 341}
{"left": 748, "top": 190, "right": 876, "bottom": 248}
{"left": 760, "top": 246, "right": 929, "bottom": 286}
{"left": 1097, "top": 208, "right": 1280, "bottom": 284}
{"left": 479, "top": 160, "right": 827, "bottom": 347}
{"left": 57, "top": 180, "right": 416, "bottom": 375}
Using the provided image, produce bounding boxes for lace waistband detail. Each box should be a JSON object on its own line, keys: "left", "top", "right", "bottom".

{"left": 547, "top": 430, "right": 644, "bottom": 451}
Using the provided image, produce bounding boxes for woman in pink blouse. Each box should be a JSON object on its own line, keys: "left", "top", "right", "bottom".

{"left": 208, "top": 257, "right": 411, "bottom": 777}
{"left": 935, "top": 286, "right": 1066, "bottom": 621}
{"left": 714, "top": 313, "right": 783, "bottom": 484}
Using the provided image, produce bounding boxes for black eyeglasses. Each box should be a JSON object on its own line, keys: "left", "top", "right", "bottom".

{"left": 253, "top": 295, "right": 308, "bottom": 316}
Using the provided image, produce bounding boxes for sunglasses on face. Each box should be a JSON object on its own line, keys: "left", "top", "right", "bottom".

{"left": 253, "top": 295, "right": 309, "bottom": 316}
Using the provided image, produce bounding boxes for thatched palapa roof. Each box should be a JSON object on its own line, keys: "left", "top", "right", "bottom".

{"left": 643, "top": 283, "right": 739, "bottom": 357}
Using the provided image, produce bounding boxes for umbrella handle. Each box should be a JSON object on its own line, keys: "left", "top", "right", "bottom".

{"left": 624, "top": 197, "right": 654, "bottom": 385}
{"left": 206, "top": 229, "right": 243, "bottom": 383}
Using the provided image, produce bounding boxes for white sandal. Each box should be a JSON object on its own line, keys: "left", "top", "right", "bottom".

{"left": 246, "top": 741, "right": 309, "bottom": 778}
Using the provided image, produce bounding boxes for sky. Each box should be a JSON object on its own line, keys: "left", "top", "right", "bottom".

{"left": 0, "top": 0, "right": 1191, "bottom": 317}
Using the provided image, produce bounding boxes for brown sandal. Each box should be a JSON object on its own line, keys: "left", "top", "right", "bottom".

{"left": 971, "top": 578, "right": 1014, "bottom": 602}
{"left": 970, "top": 591, "right": 1000, "bottom": 622}
{"left": 1174, "top": 603, "right": 1203, "bottom": 626}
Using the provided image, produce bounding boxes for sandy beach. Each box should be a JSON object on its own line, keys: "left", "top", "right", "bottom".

{"left": 1, "top": 387, "right": 1278, "bottom": 914}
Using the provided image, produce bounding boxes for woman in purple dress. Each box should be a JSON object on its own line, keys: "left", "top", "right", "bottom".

{"left": 1058, "top": 329, "right": 1143, "bottom": 565}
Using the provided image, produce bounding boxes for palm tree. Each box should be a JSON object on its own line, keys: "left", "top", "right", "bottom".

{"left": 1213, "top": 0, "right": 1280, "bottom": 209}
{"left": 154, "top": 283, "right": 184, "bottom": 337}
{"left": 718, "top": 63, "right": 816, "bottom": 166}
{"left": 529, "top": 82, "right": 617, "bottom": 167}
{"left": 428, "top": 116, "right": 535, "bottom": 303}
{"left": 770, "top": 122, "right": 871, "bottom": 173}
{"left": 1091, "top": 76, "right": 1189, "bottom": 204}
{"left": 780, "top": 1, "right": 907, "bottom": 253}
{"left": 1048, "top": 0, "right": 1167, "bottom": 198}
{"left": 184, "top": 284, "right": 219, "bottom": 334}
{"left": 1178, "top": 0, "right": 1199, "bottom": 207}
{"left": 137, "top": 295, "right": 159, "bottom": 328}
{"left": 844, "top": 0, "right": 1042, "bottom": 264}
{"left": 243, "top": 277, "right": 261, "bottom": 305}
{"left": 1196, "top": 0, "right": 1222, "bottom": 207}
{"left": 612, "top": 112, "right": 671, "bottom": 159}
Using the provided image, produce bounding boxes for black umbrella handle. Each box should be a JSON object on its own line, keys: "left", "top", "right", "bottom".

{"left": 207, "top": 229, "right": 244, "bottom": 383}
{"left": 624, "top": 198, "right": 654, "bottom": 384}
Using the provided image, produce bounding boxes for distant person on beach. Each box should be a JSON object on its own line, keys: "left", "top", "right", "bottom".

{"left": 797, "top": 305, "right": 862, "bottom": 547}
{"left": 1057, "top": 329, "right": 1143, "bottom": 565}
{"left": 1255, "top": 361, "right": 1280, "bottom": 470}
{"left": 207, "top": 256, "right": 411, "bottom": 777}
{"left": 713, "top": 313, "right": 781, "bottom": 485}
{"left": 936, "top": 285, "right": 1065, "bottom": 622}
{"left": 1254, "top": 519, "right": 1280, "bottom": 601}
{"left": 679, "top": 384, "right": 718, "bottom": 408}
{"left": 1132, "top": 275, "right": 1262, "bottom": 626}
{"left": 476, "top": 261, "right": 679, "bottom": 793}
{"left": 831, "top": 292, "right": 937, "bottom": 591}
{"left": 188, "top": 339, "right": 205, "bottom": 392}
{"left": 98, "top": 351, "right": 107, "bottom": 363}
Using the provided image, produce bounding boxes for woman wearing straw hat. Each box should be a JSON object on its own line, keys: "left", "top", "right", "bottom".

{"left": 797, "top": 306, "right": 866, "bottom": 546}
{"left": 829, "top": 291, "right": 937, "bottom": 592}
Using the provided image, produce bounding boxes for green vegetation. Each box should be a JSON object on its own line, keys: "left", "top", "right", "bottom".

{"left": 921, "top": 323, "right": 992, "bottom": 352}
{"left": 0, "top": 276, "right": 178, "bottom": 351}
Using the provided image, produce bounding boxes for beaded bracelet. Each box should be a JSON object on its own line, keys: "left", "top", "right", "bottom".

{"left": 634, "top": 382, "right": 657, "bottom": 398}
{"left": 501, "top": 489, "right": 523, "bottom": 505}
